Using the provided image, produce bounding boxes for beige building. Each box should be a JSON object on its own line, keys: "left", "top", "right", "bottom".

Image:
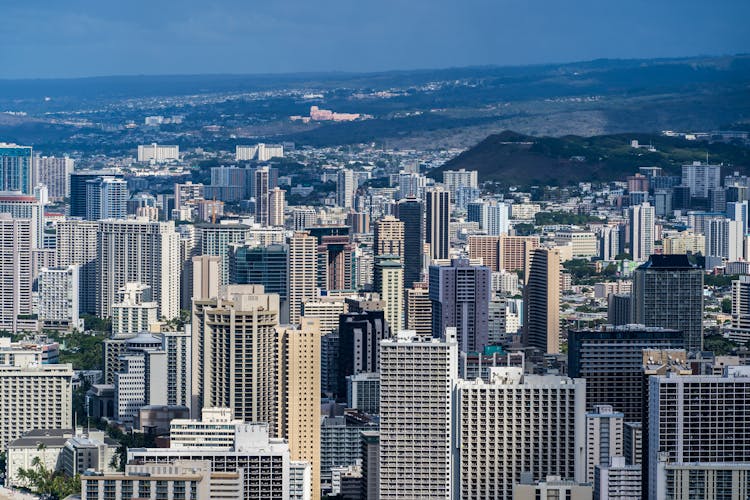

{"left": 191, "top": 285, "right": 279, "bottom": 429}
{"left": 499, "top": 234, "right": 540, "bottom": 274}
{"left": 268, "top": 187, "right": 286, "bottom": 227}
{"left": 278, "top": 317, "right": 322, "bottom": 500}
{"left": 301, "top": 297, "right": 348, "bottom": 335}
{"left": 523, "top": 247, "right": 561, "bottom": 354}
{"left": 0, "top": 362, "right": 74, "bottom": 449}
{"left": 374, "top": 256, "right": 404, "bottom": 332}
{"left": 373, "top": 216, "right": 404, "bottom": 260}
{"left": 289, "top": 231, "right": 318, "bottom": 325}
{"left": 191, "top": 255, "right": 221, "bottom": 302}
{"left": 555, "top": 230, "right": 598, "bottom": 258}
{"left": 662, "top": 230, "right": 705, "bottom": 255}
{"left": 468, "top": 235, "right": 500, "bottom": 271}
{"left": 405, "top": 282, "right": 432, "bottom": 336}
{"left": 514, "top": 476, "right": 593, "bottom": 500}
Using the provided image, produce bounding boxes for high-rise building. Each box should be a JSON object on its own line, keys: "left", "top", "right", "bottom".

{"left": 37, "top": 265, "right": 82, "bottom": 331}
{"left": 425, "top": 187, "right": 450, "bottom": 261}
{"left": 174, "top": 181, "right": 205, "bottom": 210}
{"left": 191, "top": 255, "right": 221, "bottom": 302}
{"left": 301, "top": 298, "right": 348, "bottom": 336}
{"left": 34, "top": 155, "right": 74, "bottom": 201}
{"left": 291, "top": 207, "right": 317, "bottom": 231}
{"left": 288, "top": 231, "right": 318, "bottom": 325}
{"left": 85, "top": 176, "right": 129, "bottom": 220}
{"left": 191, "top": 285, "right": 279, "bottom": 429}
{"left": 631, "top": 254, "right": 704, "bottom": 352}
{"left": 429, "top": 259, "right": 491, "bottom": 352}
{"left": 277, "top": 317, "right": 322, "bottom": 500}
{"left": 321, "top": 412, "right": 378, "bottom": 485}
{"left": 254, "top": 166, "right": 270, "bottom": 226}
{"left": 405, "top": 282, "right": 432, "bottom": 336}
{"left": 456, "top": 367, "right": 586, "bottom": 499}
{"left": 374, "top": 256, "right": 404, "bottom": 333}
{"left": 442, "top": 169, "right": 478, "bottom": 198}
{"left": 97, "top": 218, "right": 180, "bottom": 319}
{"left": 379, "top": 330, "right": 458, "bottom": 500}
{"left": 236, "top": 143, "right": 284, "bottom": 161}
{"left": 629, "top": 202, "right": 655, "bottom": 262}
{"left": 268, "top": 187, "right": 286, "bottom": 226}
{"left": 228, "top": 242, "right": 289, "bottom": 323}
{"left": 586, "top": 405, "right": 624, "bottom": 483}
{"left": 0, "top": 143, "right": 33, "bottom": 194}
{"left": 646, "top": 366, "right": 750, "bottom": 500}
{"left": 317, "top": 235, "right": 353, "bottom": 292}
{"left": 705, "top": 217, "right": 743, "bottom": 261}
{"left": 568, "top": 325, "right": 684, "bottom": 421}
{"left": 681, "top": 161, "right": 721, "bottom": 199}
{"left": 113, "top": 333, "right": 165, "bottom": 424}
{"left": 468, "top": 235, "right": 500, "bottom": 271}
{"left": 196, "top": 222, "right": 251, "bottom": 285}
{"left": 0, "top": 215, "right": 33, "bottom": 333}
{"left": 337, "top": 310, "right": 389, "bottom": 398}
{"left": 111, "top": 282, "right": 159, "bottom": 335}
{"left": 373, "top": 216, "right": 404, "bottom": 259}
{"left": 0, "top": 361, "right": 73, "bottom": 449}
{"left": 337, "top": 169, "right": 356, "bottom": 209}
{"left": 346, "top": 372, "right": 380, "bottom": 414}
{"left": 69, "top": 171, "right": 124, "bottom": 218}
{"left": 498, "top": 234, "right": 540, "bottom": 273}
{"left": 523, "top": 247, "right": 561, "bottom": 354}
{"left": 395, "top": 196, "right": 424, "bottom": 288}
{"left": 128, "top": 422, "right": 310, "bottom": 499}
{"left": 361, "top": 431, "right": 380, "bottom": 500}
{"left": 594, "top": 456, "right": 642, "bottom": 500}
{"left": 0, "top": 191, "right": 45, "bottom": 249}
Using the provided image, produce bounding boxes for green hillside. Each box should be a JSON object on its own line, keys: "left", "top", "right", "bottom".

{"left": 432, "top": 131, "right": 750, "bottom": 187}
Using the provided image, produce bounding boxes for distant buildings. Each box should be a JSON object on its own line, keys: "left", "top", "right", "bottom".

{"left": 137, "top": 143, "right": 179, "bottom": 163}
{"left": 236, "top": 143, "right": 284, "bottom": 161}
{"left": 0, "top": 142, "right": 33, "bottom": 194}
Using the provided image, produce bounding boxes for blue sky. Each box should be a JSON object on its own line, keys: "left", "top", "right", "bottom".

{"left": 2, "top": 0, "right": 749, "bottom": 78}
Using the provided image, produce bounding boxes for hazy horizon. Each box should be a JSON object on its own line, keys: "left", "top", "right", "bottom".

{"left": 2, "top": 0, "right": 748, "bottom": 79}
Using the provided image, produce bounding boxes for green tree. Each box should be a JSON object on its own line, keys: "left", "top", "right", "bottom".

{"left": 16, "top": 444, "right": 81, "bottom": 499}
{"left": 721, "top": 298, "right": 732, "bottom": 314}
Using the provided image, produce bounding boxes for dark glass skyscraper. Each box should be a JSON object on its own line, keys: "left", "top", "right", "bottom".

{"left": 0, "top": 143, "right": 33, "bottom": 194}
{"left": 228, "top": 242, "right": 289, "bottom": 323}
{"left": 337, "top": 310, "right": 389, "bottom": 399}
{"left": 425, "top": 187, "right": 450, "bottom": 261}
{"left": 429, "top": 258, "right": 491, "bottom": 352}
{"left": 631, "top": 254, "right": 704, "bottom": 351}
{"left": 69, "top": 171, "right": 123, "bottom": 217}
{"left": 395, "top": 196, "right": 424, "bottom": 288}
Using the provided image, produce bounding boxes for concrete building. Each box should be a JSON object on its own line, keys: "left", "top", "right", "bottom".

{"left": 374, "top": 256, "right": 404, "bottom": 333}
{"left": 111, "top": 282, "right": 158, "bottom": 335}
{"left": 514, "top": 476, "right": 593, "bottom": 500}
{"left": 498, "top": 234, "right": 540, "bottom": 273}
{"left": 337, "top": 169, "right": 356, "bottom": 209}
{"left": 37, "top": 265, "right": 82, "bottom": 331}
{"left": 191, "top": 285, "right": 279, "bottom": 428}
{"left": 629, "top": 202, "right": 655, "bottom": 262}
{"left": 623, "top": 422, "right": 642, "bottom": 466}
{"left": 34, "top": 155, "right": 73, "bottom": 200}
{"left": 426, "top": 187, "right": 450, "bottom": 261}
{"left": 442, "top": 168, "right": 478, "bottom": 197}
{"left": 228, "top": 242, "right": 289, "bottom": 323}
{"left": 682, "top": 161, "right": 721, "bottom": 199}
{"left": 195, "top": 222, "right": 251, "bottom": 285}
{"left": 337, "top": 310, "right": 389, "bottom": 398}
{"left": 523, "top": 247, "right": 561, "bottom": 354}
{"left": 468, "top": 235, "right": 500, "bottom": 271}
{"left": 0, "top": 215, "right": 33, "bottom": 333}
{"left": 457, "top": 367, "right": 586, "bottom": 499}
{"left": 277, "top": 318, "right": 322, "bottom": 500}
{"left": 373, "top": 216, "right": 404, "bottom": 259}
{"left": 128, "top": 423, "right": 309, "bottom": 499}
{"left": 288, "top": 231, "right": 319, "bottom": 325}
{"left": 0, "top": 361, "right": 73, "bottom": 449}
{"left": 594, "top": 456, "right": 641, "bottom": 500}
{"left": 429, "top": 258, "right": 491, "bottom": 353}
{"left": 705, "top": 217, "right": 743, "bottom": 261}
{"left": 556, "top": 230, "right": 598, "bottom": 258}
{"left": 320, "top": 412, "right": 378, "bottom": 485}
{"left": 361, "top": 431, "right": 379, "bottom": 500}
{"left": 301, "top": 297, "right": 347, "bottom": 335}
{"left": 631, "top": 254, "right": 704, "bottom": 352}
{"left": 97, "top": 218, "right": 180, "bottom": 320}
{"left": 586, "top": 405, "right": 624, "bottom": 483}
{"left": 646, "top": 366, "right": 750, "bottom": 500}
{"left": 346, "top": 372, "right": 380, "bottom": 414}
{"left": 662, "top": 231, "right": 705, "bottom": 255}
{"left": 137, "top": 143, "right": 179, "bottom": 163}
{"left": 85, "top": 176, "right": 128, "bottom": 220}
{"left": 405, "top": 282, "right": 432, "bottom": 336}
{"left": 379, "top": 330, "right": 458, "bottom": 500}
{"left": 56, "top": 219, "right": 98, "bottom": 314}
{"left": 236, "top": 143, "right": 284, "bottom": 161}
{"left": 268, "top": 187, "right": 286, "bottom": 226}
{"left": 568, "top": 325, "right": 684, "bottom": 421}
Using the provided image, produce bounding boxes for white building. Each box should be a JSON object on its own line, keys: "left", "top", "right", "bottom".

{"left": 594, "top": 456, "right": 641, "bottom": 500}
{"left": 379, "top": 329, "right": 458, "bottom": 500}
{"left": 443, "top": 168, "right": 478, "bottom": 196}
{"left": 56, "top": 219, "right": 98, "bottom": 314}
{"left": 705, "top": 217, "right": 743, "bottom": 262}
{"left": 586, "top": 405, "right": 624, "bottom": 483}
{"left": 456, "top": 367, "right": 586, "bottom": 499}
{"left": 0, "top": 214, "right": 34, "bottom": 333}
{"left": 97, "top": 218, "right": 180, "bottom": 319}
{"left": 111, "top": 282, "right": 159, "bottom": 336}
{"left": 681, "top": 161, "right": 721, "bottom": 198}
{"left": 0, "top": 191, "right": 45, "bottom": 249}
{"left": 33, "top": 155, "right": 74, "bottom": 200}
{"left": 556, "top": 230, "right": 598, "bottom": 258}
{"left": 137, "top": 143, "right": 179, "bottom": 163}
{"left": 170, "top": 407, "right": 241, "bottom": 449}
{"left": 0, "top": 361, "right": 73, "bottom": 449}
{"left": 301, "top": 298, "right": 347, "bottom": 335}
{"left": 37, "top": 265, "right": 82, "bottom": 331}
{"left": 85, "top": 176, "right": 128, "bottom": 221}
{"left": 236, "top": 143, "right": 284, "bottom": 161}
{"left": 336, "top": 169, "right": 356, "bottom": 209}
{"left": 629, "top": 202, "right": 655, "bottom": 262}
{"left": 128, "top": 422, "right": 310, "bottom": 499}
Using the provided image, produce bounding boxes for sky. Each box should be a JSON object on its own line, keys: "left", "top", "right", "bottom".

{"left": 2, "top": 0, "right": 749, "bottom": 79}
